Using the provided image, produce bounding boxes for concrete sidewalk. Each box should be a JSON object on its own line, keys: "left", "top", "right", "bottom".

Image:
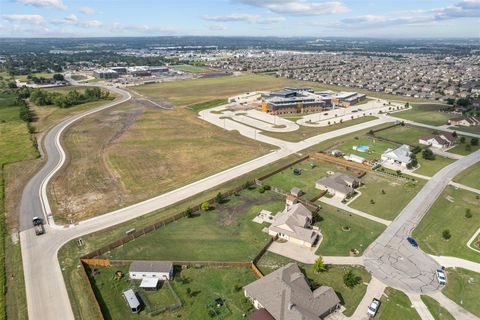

{"left": 407, "top": 294, "right": 435, "bottom": 320}
{"left": 427, "top": 291, "right": 480, "bottom": 320}
{"left": 320, "top": 197, "right": 392, "bottom": 226}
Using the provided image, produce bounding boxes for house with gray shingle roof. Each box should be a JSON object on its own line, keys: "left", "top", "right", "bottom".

{"left": 315, "top": 172, "right": 361, "bottom": 199}
{"left": 244, "top": 263, "right": 340, "bottom": 320}
{"left": 268, "top": 204, "right": 319, "bottom": 248}
{"left": 381, "top": 144, "right": 412, "bottom": 167}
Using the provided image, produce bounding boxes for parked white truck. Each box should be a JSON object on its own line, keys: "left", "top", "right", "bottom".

{"left": 32, "top": 217, "right": 44, "bottom": 236}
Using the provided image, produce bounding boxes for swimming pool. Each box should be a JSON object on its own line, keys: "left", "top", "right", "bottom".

{"left": 354, "top": 145, "right": 370, "bottom": 152}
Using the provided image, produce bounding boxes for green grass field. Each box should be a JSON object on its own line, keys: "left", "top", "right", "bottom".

{"left": 448, "top": 141, "right": 480, "bottom": 155}
{"left": 188, "top": 99, "right": 227, "bottom": 112}
{"left": 336, "top": 135, "right": 397, "bottom": 161}
{"left": 377, "top": 287, "right": 420, "bottom": 320}
{"left": 316, "top": 203, "right": 385, "bottom": 256}
{"left": 442, "top": 268, "right": 480, "bottom": 317}
{"left": 103, "top": 188, "right": 284, "bottom": 262}
{"left": 262, "top": 117, "right": 378, "bottom": 142}
{"left": 0, "top": 91, "right": 40, "bottom": 320}
{"left": 374, "top": 125, "right": 435, "bottom": 146}
{"left": 349, "top": 174, "right": 425, "bottom": 220}
{"left": 449, "top": 125, "right": 480, "bottom": 134}
{"left": 392, "top": 104, "right": 451, "bottom": 126}
{"left": 89, "top": 264, "right": 256, "bottom": 320}
{"left": 453, "top": 163, "right": 480, "bottom": 189}
{"left": 413, "top": 186, "right": 480, "bottom": 263}
{"left": 414, "top": 155, "right": 455, "bottom": 177}
{"left": 420, "top": 295, "right": 455, "bottom": 320}
{"left": 171, "top": 64, "right": 211, "bottom": 73}
{"left": 14, "top": 72, "right": 53, "bottom": 82}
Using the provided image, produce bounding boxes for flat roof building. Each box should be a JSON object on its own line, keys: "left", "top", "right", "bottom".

{"left": 123, "top": 289, "right": 141, "bottom": 313}
{"left": 129, "top": 261, "right": 173, "bottom": 280}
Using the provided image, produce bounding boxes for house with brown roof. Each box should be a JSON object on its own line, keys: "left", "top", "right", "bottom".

{"left": 419, "top": 133, "right": 456, "bottom": 149}
{"left": 448, "top": 116, "right": 480, "bottom": 127}
{"left": 268, "top": 204, "right": 319, "bottom": 247}
{"left": 244, "top": 263, "right": 341, "bottom": 320}
{"left": 315, "top": 172, "right": 361, "bottom": 199}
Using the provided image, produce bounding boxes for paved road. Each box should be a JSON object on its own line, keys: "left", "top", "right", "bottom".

{"left": 20, "top": 86, "right": 393, "bottom": 319}
{"left": 364, "top": 149, "right": 480, "bottom": 294}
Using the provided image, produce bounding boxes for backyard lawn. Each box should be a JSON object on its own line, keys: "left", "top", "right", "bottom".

{"left": 349, "top": 173, "right": 425, "bottom": 220}
{"left": 315, "top": 203, "right": 385, "bottom": 256}
{"left": 453, "top": 163, "right": 480, "bottom": 189}
{"left": 374, "top": 125, "right": 436, "bottom": 146}
{"left": 442, "top": 268, "right": 480, "bottom": 317}
{"left": 103, "top": 188, "right": 284, "bottom": 262}
{"left": 377, "top": 287, "right": 420, "bottom": 320}
{"left": 335, "top": 135, "right": 397, "bottom": 162}
{"left": 420, "top": 295, "right": 455, "bottom": 320}
{"left": 88, "top": 264, "right": 256, "bottom": 320}
{"left": 413, "top": 187, "right": 480, "bottom": 263}
{"left": 256, "top": 252, "right": 371, "bottom": 317}
{"left": 392, "top": 104, "right": 451, "bottom": 126}
{"left": 414, "top": 155, "right": 454, "bottom": 177}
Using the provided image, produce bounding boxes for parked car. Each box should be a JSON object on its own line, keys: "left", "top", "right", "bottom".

{"left": 436, "top": 269, "right": 447, "bottom": 285}
{"left": 407, "top": 236, "right": 418, "bottom": 248}
{"left": 367, "top": 298, "right": 381, "bottom": 317}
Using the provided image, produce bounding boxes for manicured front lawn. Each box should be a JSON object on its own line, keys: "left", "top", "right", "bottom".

{"left": 88, "top": 264, "right": 256, "bottom": 320}
{"left": 414, "top": 155, "right": 455, "bottom": 177}
{"left": 256, "top": 252, "right": 371, "bottom": 317}
{"left": 349, "top": 174, "right": 425, "bottom": 220}
{"left": 454, "top": 163, "right": 480, "bottom": 189}
{"left": 392, "top": 104, "right": 451, "bottom": 126}
{"left": 316, "top": 203, "right": 385, "bottom": 256}
{"left": 442, "top": 268, "right": 480, "bottom": 317}
{"left": 377, "top": 287, "right": 420, "bottom": 320}
{"left": 420, "top": 295, "right": 455, "bottom": 320}
{"left": 448, "top": 141, "right": 480, "bottom": 156}
{"left": 103, "top": 188, "right": 285, "bottom": 262}
{"left": 413, "top": 187, "right": 480, "bottom": 263}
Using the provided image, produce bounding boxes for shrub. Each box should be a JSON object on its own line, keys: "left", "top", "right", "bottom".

{"left": 460, "top": 137, "right": 466, "bottom": 144}
{"left": 471, "top": 138, "right": 479, "bottom": 146}
{"left": 185, "top": 207, "right": 193, "bottom": 218}
{"left": 258, "top": 186, "right": 266, "bottom": 193}
{"left": 422, "top": 148, "right": 436, "bottom": 160}
{"left": 200, "top": 202, "right": 210, "bottom": 211}
{"left": 343, "top": 270, "right": 360, "bottom": 288}
{"left": 313, "top": 257, "right": 326, "bottom": 273}
{"left": 465, "top": 208, "right": 472, "bottom": 219}
{"left": 442, "top": 229, "right": 451, "bottom": 240}
{"left": 370, "top": 199, "right": 375, "bottom": 204}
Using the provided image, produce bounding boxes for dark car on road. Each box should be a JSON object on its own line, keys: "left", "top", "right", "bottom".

{"left": 407, "top": 236, "right": 418, "bottom": 248}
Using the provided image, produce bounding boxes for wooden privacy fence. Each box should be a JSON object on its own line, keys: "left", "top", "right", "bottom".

{"left": 79, "top": 261, "right": 105, "bottom": 320}
{"left": 369, "top": 122, "right": 401, "bottom": 134}
{"left": 257, "top": 155, "right": 309, "bottom": 181}
{"left": 81, "top": 258, "right": 111, "bottom": 266}
{"left": 312, "top": 152, "right": 372, "bottom": 171}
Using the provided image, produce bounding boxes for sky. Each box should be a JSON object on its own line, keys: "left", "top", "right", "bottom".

{"left": 0, "top": 0, "right": 479, "bottom": 38}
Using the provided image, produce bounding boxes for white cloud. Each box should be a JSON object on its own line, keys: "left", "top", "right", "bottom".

{"left": 208, "top": 24, "right": 227, "bottom": 31}
{"left": 234, "top": 0, "right": 349, "bottom": 16}
{"left": 53, "top": 14, "right": 103, "bottom": 28}
{"left": 110, "top": 22, "right": 176, "bottom": 34}
{"left": 1, "top": 14, "right": 45, "bottom": 25}
{"left": 16, "top": 0, "right": 67, "bottom": 10}
{"left": 79, "top": 6, "right": 96, "bottom": 15}
{"left": 202, "top": 13, "right": 285, "bottom": 24}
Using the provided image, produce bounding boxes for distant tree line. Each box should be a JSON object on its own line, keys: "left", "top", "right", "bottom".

{"left": 26, "top": 87, "right": 111, "bottom": 108}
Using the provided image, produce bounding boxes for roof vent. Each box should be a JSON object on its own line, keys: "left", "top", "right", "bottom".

{"left": 288, "top": 303, "right": 295, "bottom": 311}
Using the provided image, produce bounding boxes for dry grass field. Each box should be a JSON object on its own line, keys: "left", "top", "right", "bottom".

{"left": 48, "top": 100, "right": 271, "bottom": 221}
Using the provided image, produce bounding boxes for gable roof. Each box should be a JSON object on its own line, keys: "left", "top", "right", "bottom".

{"left": 129, "top": 261, "right": 173, "bottom": 274}
{"left": 316, "top": 172, "right": 360, "bottom": 195}
{"left": 269, "top": 204, "right": 317, "bottom": 244}
{"left": 382, "top": 144, "right": 411, "bottom": 164}
{"left": 244, "top": 263, "right": 340, "bottom": 320}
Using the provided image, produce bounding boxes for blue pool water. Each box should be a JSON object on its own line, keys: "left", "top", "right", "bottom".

{"left": 356, "top": 145, "right": 369, "bottom": 152}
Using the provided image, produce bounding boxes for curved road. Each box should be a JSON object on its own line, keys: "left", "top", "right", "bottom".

{"left": 364, "top": 149, "right": 480, "bottom": 293}
{"left": 18, "top": 82, "right": 480, "bottom": 319}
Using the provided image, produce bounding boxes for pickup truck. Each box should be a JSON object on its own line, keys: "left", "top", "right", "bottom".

{"left": 32, "top": 216, "right": 45, "bottom": 236}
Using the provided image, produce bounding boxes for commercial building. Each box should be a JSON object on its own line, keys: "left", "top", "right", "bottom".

{"left": 331, "top": 92, "right": 367, "bottom": 107}
{"left": 261, "top": 87, "right": 326, "bottom": 115}
{"left": 93, "top": 69, "right": 119, "bottom": 79}
{"left": 244, "top": 263, "right": 341, "bottom": 320}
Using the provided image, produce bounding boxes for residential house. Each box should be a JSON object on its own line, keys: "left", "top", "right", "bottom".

{"left": 315, "top": 172, "right": 361, "bottom": 199}
{"left": 268, "top": 204, "right": 319, "bottom": 247}
{"left": 244, "top": 263, "right": 341, "bottom": 320}
{"left": 419, "top": 133, "right": 456, "bottom": 149}
{"left": 448, "top": 116, "right": 480, "bottom": 127}
{"left": 129, "top": 261, "right": 173, "bottom": 280}
{"left": 381, "top": 144, "right": 412, "bottom": 167}
{"left": 290, "top": 187, "right": 303, "bottom": 198}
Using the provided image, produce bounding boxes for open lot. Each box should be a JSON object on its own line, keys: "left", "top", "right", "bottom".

{"left": 420, "top": 295, "right": 455, "bottom": 320}
{"left": 449, "top": 125, "right": 480, "bottom": 134}
{"left": 316, "top": 203, "right": 385, "bottom": 256}
{"left": 442, "top": 268, "right": 480, "bottom": 317}
{"left": 88, "top": 264, "right": 256, "bottom": 320}
{"left": 376, "top": 287, "right": 420, "bottom": 320}
{"left": 374, "top": 125, "right": 435, "bottom": 146}
{"left": 392, "top": 104, "right": 451, "bottom": 126}
{"left": 103, "top": 188, "right": 283, "bottom": 262}
{"left": 413, "top": 186, "right": 480, "bottom": 263}
{"left": 261, "top": 116, "right": 377, "bottom": 142}
{"left": 448, "top": 140, "right": 480, "bottom": 156}
{"left": 257, "top": 252, "right": 371, "bottom": 317}
{"left": 453, "top": 162, "right": 480, "bottom": 189}
{"left": 171, "top": 64, "right": 212, "bottom": 73}
{"left": 349, "top": 174, "right": 425, "bottom": 220}
{"left": 415, "top": 156, "right": 455, "bottom": 177}
{"left": 48, "top": 100, "right": 271, "bottom": 221}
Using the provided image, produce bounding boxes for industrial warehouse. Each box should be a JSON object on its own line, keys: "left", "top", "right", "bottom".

{"left": 260, "top": 87, "right": 367, "bottom": 115}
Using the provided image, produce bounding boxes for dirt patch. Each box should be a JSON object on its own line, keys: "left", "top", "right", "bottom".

{"left": 218, "top": 194, "right": 278, "bottom": 228}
